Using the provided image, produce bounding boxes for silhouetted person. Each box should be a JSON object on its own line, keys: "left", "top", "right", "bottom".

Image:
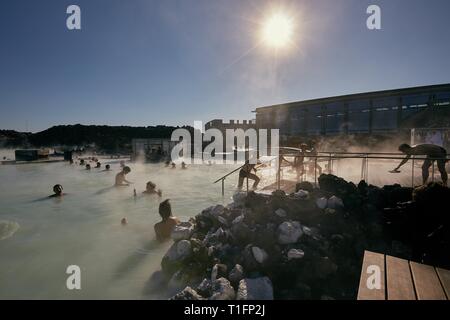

{"left": 154, "top": 199, "right": 180, "bottom": 242}
{"left": 393, "top": 143, "right": 448, "bottom": 185}
{"left": 238, "top": 160, "right": 260, "bottom": 190}
{"left": 86, "top": 164, "right": 91, "bottom": 170}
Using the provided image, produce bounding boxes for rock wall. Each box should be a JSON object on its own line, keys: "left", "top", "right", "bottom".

{"left": 146, "top": 175, "right": 449, "bottom": 300}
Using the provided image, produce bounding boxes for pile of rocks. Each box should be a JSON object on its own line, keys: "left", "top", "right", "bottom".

{"left": 146, "top": 174, "right": 448, "bottom": 300}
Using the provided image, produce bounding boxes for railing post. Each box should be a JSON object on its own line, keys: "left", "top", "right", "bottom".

{"left": 277, "top": 154, "right": 281, "bottom": 190}
{"left": 314, "top": 157, "right": 318, "bottom": 186}
{"left": 222, "top": 179, "right": 224, "bottom": 197}
{"left": 328, "top": 153, "right": 332, "bottom": 174}
{"left": 411, "top": 156, "right": 415, "bottom": 188}
{"left": 432, "top": 161, "right": 435, "bottom": 182}
{"left": 246, "top": 177, "right": 249, "bottom": 194}
{"left": 366, "top": 155, "right": 369, "bottom": 184}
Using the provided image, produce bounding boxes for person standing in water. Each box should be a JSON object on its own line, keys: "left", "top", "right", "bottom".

{"left": 154, "top": 199, "right": 180, "bottom": 242}
{"left": 115, "top": 166, "right": 132, "bottom": 186}
{"left": 392, "top": 143, "right": 448, "bottom": 185}
{"left": 238, "top": 160, "right": 260, "bottom": 190}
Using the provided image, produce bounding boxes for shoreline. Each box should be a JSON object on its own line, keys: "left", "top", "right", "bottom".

{"left": 147, "top": 174, "right": 449, "bottom": 300}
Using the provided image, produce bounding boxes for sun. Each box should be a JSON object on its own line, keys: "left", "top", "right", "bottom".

{"left": 261, "top": 12, "right": 294, "bottom": 49}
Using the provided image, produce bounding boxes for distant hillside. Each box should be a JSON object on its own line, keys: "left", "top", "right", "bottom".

{"left": 1, "top": 124, "right": 192, "bottom": 153}
{"left": 0, "top": 130, "right": 31, "bottom": 147}
{"left": 29, "top": 124, "right": 193, "bottom": 152}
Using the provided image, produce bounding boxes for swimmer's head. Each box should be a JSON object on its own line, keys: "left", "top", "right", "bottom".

{"left": 159, "top": 199, "right": 172, "bottom": 220}
{"left": 53, "top": 184, "right": 63, "bottom": 195}
{"left": 146, "top": 181, "right": 156, "bottom": 190}
{"left": 105, "top": 164, "right": 110, "bottom": 170}
{"left": 96, "top": 162, "right": 101, "bottom": 168}
{"left": 121, "top": 218, "right": 128, "bottom": 225}
{"left": 86, "top": 164, "right": 91, "bottom": 170}
{"left": 123, "top": 166, "right": 131, "bottom": 174}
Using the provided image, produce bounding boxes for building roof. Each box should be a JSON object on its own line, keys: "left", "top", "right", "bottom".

{"left": 255, "top": 83, "right": 450, "bottom": 113}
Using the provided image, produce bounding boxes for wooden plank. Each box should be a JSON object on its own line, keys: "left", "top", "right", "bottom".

{"left": 436, "top": 268, "right": 450, "bottom": 300}
{"left": 357, "top": 251, "right": 386, "bottom": 300}
{"left": 410, "top": 262, "right": 446, "bottom": 300}
{"left": 386, "top": 255, "right": 416, "bottom": 300}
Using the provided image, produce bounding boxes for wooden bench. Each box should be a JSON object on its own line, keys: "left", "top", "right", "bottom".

{"left": 357, "top": 250, "right": 450, "bottom": 300}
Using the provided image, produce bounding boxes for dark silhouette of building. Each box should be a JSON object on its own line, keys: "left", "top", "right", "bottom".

{"left": 254, "top": 83, "right": 450, "bottom": 137}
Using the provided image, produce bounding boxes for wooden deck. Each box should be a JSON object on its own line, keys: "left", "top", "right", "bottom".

{"left": 357, "top": 250, "right": 450, "bottom": 300}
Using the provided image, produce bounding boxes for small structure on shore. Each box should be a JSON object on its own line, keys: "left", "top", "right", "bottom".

{"left": 15, "top": 149, "right": 49, "bottom": 161}
{"left": 131, "top": 139, "right": 177, "bottom": 163}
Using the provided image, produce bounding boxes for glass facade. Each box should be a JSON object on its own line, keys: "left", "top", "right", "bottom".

{"left": 256, "top": 85, "right": 450, "bottom": 136}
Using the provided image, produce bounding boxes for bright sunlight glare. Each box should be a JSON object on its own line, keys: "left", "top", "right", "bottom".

{"left": 261, "top": 12, "right": 294, "bottom": 49}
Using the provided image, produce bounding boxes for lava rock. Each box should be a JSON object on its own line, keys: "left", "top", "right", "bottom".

{"left": 277, "top": 221, "right": 303, "bottom": 244}
{"left": 170, "top": 286, "right": 205, "bottom": 300}
{"left": 210, "top": 277, "right": 236, "bottom": 300}
{"left": 237, "top": 277, "right": 274, "bottom": 300}
{"left": 252, "top": 246, "right": 269, "bottom": 264}
{"left": 296, "top": 181, "right": 314, "bottom": 193}
{"left": 211, "top": 263, "right": 228, "bottom": 281}
{"left": 229, "top": 264, "right": 245, "bottom": 284}
{"left": 287, "top": 249, "right": 305, "bottom": 260}
{"left": 171, "top": 222, "right": 194, "bottom": 241}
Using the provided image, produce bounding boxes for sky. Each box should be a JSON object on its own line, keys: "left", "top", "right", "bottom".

{"left": 1, "top": 0, "right": 450, "bottom": 132}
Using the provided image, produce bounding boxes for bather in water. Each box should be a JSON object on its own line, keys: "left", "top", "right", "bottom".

{"left": 49, "top": 184, "right": 65, "bottom": 198}
{"left": 142, "top": 181, "right": 162, "bottom": 197}
{"left": 154, "top": 199, "right": 180, "bottom": 242}
{"left": 115, "top": 166, "right": 132, "bottom": 186}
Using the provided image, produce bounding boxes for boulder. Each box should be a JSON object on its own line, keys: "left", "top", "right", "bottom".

{"left": 196, "top": 278, "right": 213, "bottom": 297}
{"left": 171, "top": 222, "right": 194, "bottom": 241}
{"left": 316, "top": 197, "right": 328, "bottom": 209}
{"left": 277, "top": 221, "right": 303, "bottom": 244}
{"left": 228, "top": 264, "right": 245, "bottom": 284}
{"left": 287, "top": 248, "right": 305, "bottom": 260}
{"left": 232, "top": 215, "right": 244, "bottom": 224}
{"left": 251, "top": 246, "right": 269, "bottom": 264}
{"left": 211, "top": 263, "right": 228, "bottom": 281}
{"left": 237, "top": 277, "right": 274, "bottom": 300}
{"left": 167, "top": 270, "right": 189, "bottom": 294}
{"left": 327, "top": 196, "right": 344, "bottom": 209}
{"left": 296, "top": 181, "right": 314, "bottom": 193}
{"left": 210, "top": 277, "right": 236, "bottom": 300}
{"left": 161, "top": 240, "right": 192, "bottom": 275}
{"left": 232, "top": 192, "right": 247, "bottom": 206}
{"left": 143, "top": 270, "right": 168, "bottom": 294}
{"left": 275, "top": 208, "right": 287, "bottom": 218}
{"left": 170, "top": 286, "right": 204, "bottom": 300}
{"left": 293, "top": 190, "right": 310, "bottom": 200}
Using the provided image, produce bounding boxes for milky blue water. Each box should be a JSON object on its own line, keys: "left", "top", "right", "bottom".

{"left": 0, "top": 158, "right": 239, "bottom": 299}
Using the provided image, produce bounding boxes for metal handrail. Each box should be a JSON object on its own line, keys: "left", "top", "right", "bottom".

{"left": 213, "top": 151, "right": 449, "bottom": 196}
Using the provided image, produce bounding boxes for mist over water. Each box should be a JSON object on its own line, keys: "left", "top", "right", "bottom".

{"left": 0, "top": 147, "right": 445, "bottom": 299}
{"left": 0, "top": 158, "right": 238, "bottom": 299}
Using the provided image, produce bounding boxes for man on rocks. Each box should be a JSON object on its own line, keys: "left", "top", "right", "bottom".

{"left": 392, "top": 143, "right": 448, "bottom": 185}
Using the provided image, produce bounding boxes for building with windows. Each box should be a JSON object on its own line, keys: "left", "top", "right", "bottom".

{"left": 254, "top": 83, "right": 450, "bottom": 137}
